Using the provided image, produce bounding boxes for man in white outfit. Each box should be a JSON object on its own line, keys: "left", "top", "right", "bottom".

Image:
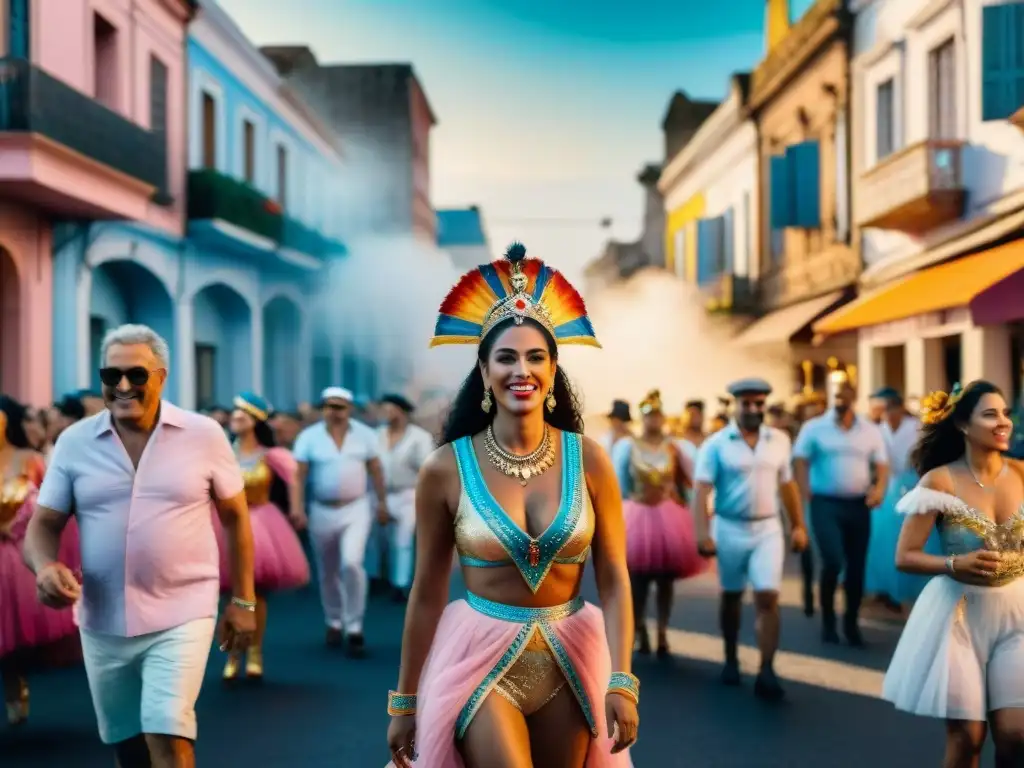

{"left": 291, "top": 387, "right": 387, "bottom": 657}
{"left": 693, "top": 378, "right": 807, "bottom": 701}
{"left": 375, "top": 393, "right": 434, "bottom": 602}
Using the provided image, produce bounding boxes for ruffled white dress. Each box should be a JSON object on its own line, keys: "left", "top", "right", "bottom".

{"left": 882, "top": 486, "right": 1024, "bottom": 721}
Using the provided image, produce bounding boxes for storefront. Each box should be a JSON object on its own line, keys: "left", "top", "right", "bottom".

{"left": 813, "top": 243, "right": 1024, "bottom": 403}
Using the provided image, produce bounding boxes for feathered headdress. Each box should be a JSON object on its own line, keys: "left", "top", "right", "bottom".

{"left": 919, "top": 383, "right": 964, "bottom": 425}
{"left": 430, "top": 242, "right": 600, "bottom": 348}
{"left": 639, "top": 390, "right": 663, "bottom": 415}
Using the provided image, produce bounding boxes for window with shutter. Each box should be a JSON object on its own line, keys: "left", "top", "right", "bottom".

{"left": 722, "top": 208, "right": 735, "bottom": 275}
{"left": 769, "top": 155, "right": 792, "bottom": 229}
{"left": 787, "top": 142, "right": 821, "bottom": 229}
{"left": 875, "top": 79, "right": 895, "bottom": 160}
{"left": 9, "top": 0, "right": 30, "bottom": 59}
{"left": 982, "top": 2, "right": 1024, "bottom": 121}
{"left": 929, "top": 39, "right": 957, "bottom": 138}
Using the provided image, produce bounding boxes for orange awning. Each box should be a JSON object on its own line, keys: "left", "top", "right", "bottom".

{"left": 814, "top": 242, "right": 1024, "bottom": 336}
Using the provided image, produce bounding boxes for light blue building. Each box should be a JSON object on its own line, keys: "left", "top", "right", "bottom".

{"left": 51, "top": 0, "right": 345, "bottom": 412}
{"left": 436, "top": 206, "right": 491, "bottom": 270}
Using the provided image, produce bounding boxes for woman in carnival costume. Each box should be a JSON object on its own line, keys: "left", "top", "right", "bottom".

{"left": 217, "top": 392, "right": 310, "bottom": 681}
{"left": 0, "top": 395, "right": 80, "bottom": 725}
{"left": 386, "top": 244, "right": 638, "bottom": 767}
{"left": 613, "top": 390, "right": 705, "bottom": 658}
{"left": 883, "top": 381, "right": 1024, "bottom": 765}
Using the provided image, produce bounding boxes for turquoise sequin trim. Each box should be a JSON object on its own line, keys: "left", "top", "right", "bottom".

{"left": 452, "top": 431, "right": 585, "bottom": 593}
{"left": 608, "top": 671, "right": 640, "bottom": 702}
{"left": 455, "top": 594, "right": 596, "bottom": 739}
{"left": 458, "top": 545, "right": 591, "bottom": 569}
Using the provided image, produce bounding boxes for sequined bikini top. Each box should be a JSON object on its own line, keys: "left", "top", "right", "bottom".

{"left": 0, "top": 474, "right": 31, "bottom": 527}
{"left": 238, "top": 453, "right": 273, "bottom": 507}
{"left": 453, "top": 430, "right": 594, "bottom": 593}
{"left": 897, "top": 486, "right": 1024, "bottom": 585}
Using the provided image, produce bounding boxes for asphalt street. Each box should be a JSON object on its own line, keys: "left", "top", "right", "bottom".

{"left": 1, "top": 560, "right": 982, "bottom": 767}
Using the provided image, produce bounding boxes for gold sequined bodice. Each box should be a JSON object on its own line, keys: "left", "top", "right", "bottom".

{"left": 0, "top": 475, "right": 31, "bottom": 527}
{"left": 629, "top": 441, "right": 677, "bottom": 500}
{"left": 939, "top": 501, "right": 1024, "bottom": 585}
{"left": 240, "top": 456, "right": 273, "bottom": 507}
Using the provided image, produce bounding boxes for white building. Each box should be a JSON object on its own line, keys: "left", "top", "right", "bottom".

{"left": 815, "top": 0, "right": 1024, "bottom": 402}
{"left": 658, "top": 74, "right": 760, "bottom": 313}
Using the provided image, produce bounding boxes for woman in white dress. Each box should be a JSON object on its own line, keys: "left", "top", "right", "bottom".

{"left": 883, "top": 380, "right": 1024, "bottom": 767}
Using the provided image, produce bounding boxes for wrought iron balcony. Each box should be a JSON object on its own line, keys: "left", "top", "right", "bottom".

{"left": 280, "top": 217, "right": 344, "bottom": 258}
{"left": 857, "top": 139, "right": 965, "bottom": 234}
{"left": 703, "top": 274, "right": 759, "bottom": 315}
{"left": 0, "top": 57, "right": 166, "bottom": 195}
{"left": 187, "top": 169, "right": 282, "bottom": 241}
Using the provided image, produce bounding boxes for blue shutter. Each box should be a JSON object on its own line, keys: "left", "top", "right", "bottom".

{"left": 769, "top": 155, "right": 792, "bottom": 228}
{"left": 9, "top": 0, "right": 30, "bottom": 59}
{"left": 788, "top": 141, "right": 821, "bottom": 228}
{"left": 696, "top": 219, "right": 713, "bottom": 285}
{"left": 982, "top": 2, "right": 1024, "bottom": 121}
{"left": 721, "top": 207, "right": 735, "bottom": 275}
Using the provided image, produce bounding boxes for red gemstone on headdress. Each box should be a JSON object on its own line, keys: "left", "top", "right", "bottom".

{"left": 515, "top": 299, "right": 527, "bottom": 310}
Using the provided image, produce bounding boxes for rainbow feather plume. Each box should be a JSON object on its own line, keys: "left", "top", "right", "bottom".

{"left": 430, "top": 243, "right": 600, "bottom": 348}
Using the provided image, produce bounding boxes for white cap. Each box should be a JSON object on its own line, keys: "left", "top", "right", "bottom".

{"left": 320, "top": 386, "right": 354, "bottom": 404}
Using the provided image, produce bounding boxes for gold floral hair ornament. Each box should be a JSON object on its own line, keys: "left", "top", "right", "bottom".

{"left": 639, "top": 389, "right": 663, "bottom": 416}
{"left": 919, "top": 382, "right": 964, "bottom": 425}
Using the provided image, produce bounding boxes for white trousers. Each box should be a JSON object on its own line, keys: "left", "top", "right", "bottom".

{"left": 309, "top": 497, "right": 372, "bottom": 634}
{"left": 80, "top": 617, "right": 215, "bottom": 744}
{"left": 712, "top": 516, "right": 785, "bottom": 593}
{"left": 385, "top": 489, "right": 417, "bottom": 589}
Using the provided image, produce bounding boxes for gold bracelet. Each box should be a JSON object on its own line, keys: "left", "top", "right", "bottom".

{"left": 387, "top": 690, "right": 417, "bottom": 716}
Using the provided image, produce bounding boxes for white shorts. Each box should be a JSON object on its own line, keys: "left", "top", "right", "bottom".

{"left": 712, "top": 516, "right": 785, "bottom": 593}
{"left": 80, "top": 617, "right": 215, "bottom": 744}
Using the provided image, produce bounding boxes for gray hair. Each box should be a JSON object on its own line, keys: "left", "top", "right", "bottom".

{"left": 100, "top": 324, "right": 170, "bottom": 368}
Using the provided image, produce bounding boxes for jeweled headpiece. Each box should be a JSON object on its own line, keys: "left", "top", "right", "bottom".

{"left": 920, "top": 383, "right": 963, "bottom": 425}
{"left": 430, "top": 242, "right": 600, "bottom": 348}
{"left": 639, "top": 390, "right": 663, "bottom": 415}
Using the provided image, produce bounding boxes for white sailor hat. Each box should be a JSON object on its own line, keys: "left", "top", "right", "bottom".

{"left": 726, "top": 378, "right": 773, "bottom": 397}
{"left": 320, "top": 386, "right": 354, "bottom": 404}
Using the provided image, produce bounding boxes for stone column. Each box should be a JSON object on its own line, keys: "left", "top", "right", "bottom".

{"left": 961, "top": 324, "right": 1011, "bottom": 394}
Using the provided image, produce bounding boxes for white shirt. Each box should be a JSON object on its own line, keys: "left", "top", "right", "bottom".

{"left": 694, "top": 422, "right": 793, "bottom": 521}
{"left": 793, "top": 411, "right": 887, "bottom": 497}
{"left": 600, "top": 431, "right": 628, "bottom": 456}
{"left": 377, "top": 423, "right": 434, "bottom": 492}
{"left": 293, "top": 419, "right": 380, "bottom": 504}
{"left": 882, "top": 415, "right": 920, "bottom": 479}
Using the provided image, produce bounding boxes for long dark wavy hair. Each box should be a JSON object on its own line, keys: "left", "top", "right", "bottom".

{"left": 910, "top": 380, "right": 1004, "bottom": 476}
{"left": 440, "top": 317, "right": 585, "bottom": 445}
{"left": 0, "top": 395, "right": 31, "bottom": 449}
{"left": 232, "top": 411, "right": 289, "bottom": 513}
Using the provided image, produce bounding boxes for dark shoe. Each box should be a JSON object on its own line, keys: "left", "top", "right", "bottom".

{"left": 656, "top": 633, "right": 670, "bottom": 660}
{"left": 754, "top": 669, "right": 785, "bottom": 702}
{"left": 821, "top": 624, "right": 840, "bottom": 644}
{"left": 721, "top": 660, "right": 741, "bottom": 686}
{"left": 635, "top": 626, "right": 651, "bottom": 656}
{"left": 843, "top": 620, "right": 865, "bottom": 648}
{"left": 325, "top": 627, "right": 344, "bottom": 648}
{"left": 346, "top": 632, "right": 366, "bottom": 658}
{"left": 802, "top": 586, "right": 815, "bottom": 617}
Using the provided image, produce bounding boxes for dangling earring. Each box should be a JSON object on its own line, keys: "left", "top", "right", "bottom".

{"left": 546, "top": 389, "right": 556, "bottom": 413}
{"left": 481, "top": 389, "right": 493, "bottom": 414}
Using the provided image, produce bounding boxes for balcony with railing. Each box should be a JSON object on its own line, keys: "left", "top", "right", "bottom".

{"left": 0, "top": 58, "right": 167, "bottom": 219}
{"left": 857, "top": 140, "right": 965, "bottom": 234}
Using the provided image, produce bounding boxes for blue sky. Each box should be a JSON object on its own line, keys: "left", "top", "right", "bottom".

{"left": 216, "top": 0, "right": 817, "bottom": 282}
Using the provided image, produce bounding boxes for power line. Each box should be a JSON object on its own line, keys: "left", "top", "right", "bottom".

{"left": 487, "top": 217, "right": 613, "bottom": 229}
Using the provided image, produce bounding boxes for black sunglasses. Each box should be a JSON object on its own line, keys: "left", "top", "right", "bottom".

{"left": 99, "top": 367, "right": 156, "bottom": 387}
{"left": 324, "top": 403, "right": 349, "bottom": 411}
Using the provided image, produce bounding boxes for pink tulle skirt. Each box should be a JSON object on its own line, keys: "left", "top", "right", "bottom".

{"left": 215, "top": 502, "right": 310, "bottom": 592}
{"left": 623, "top": 498, "right": 706, "bottom": 578}
{"left": 0, "top": 505, "right": 81, "bottom": 661}
{"left": 410, "top": 596, "right": 633, "bottom": 767}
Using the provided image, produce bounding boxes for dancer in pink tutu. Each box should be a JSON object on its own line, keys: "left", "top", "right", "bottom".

{"left": 612, "top": 389, "right": 705, "bottom": 658}
{"left": 386, "top": 243, "right": 637, "bottom": 768}
{"left": 0, "top": 395, "right": 80, "bottom": 726}
{"left": 217, "top": 392, "right": 310, "bottom": 682}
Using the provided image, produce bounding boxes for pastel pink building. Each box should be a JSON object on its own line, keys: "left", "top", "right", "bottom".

{"left": 0, "top": 0, "right": 192, "bottom": 406}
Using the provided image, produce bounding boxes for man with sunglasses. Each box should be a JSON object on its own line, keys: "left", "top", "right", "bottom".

{"left": 23, "top": 323, "right": 256, "bottom": 768}
{"left": 692, "top": 378, "right": 808, "bottom": 701}
{"left": 291, "top": 386, "right": 388, "bottom": 656}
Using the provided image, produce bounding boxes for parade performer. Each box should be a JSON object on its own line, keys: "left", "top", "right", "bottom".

{"left": 600, "top": 400, "right": 633, "bottom": 456}
{"left": 218, "top": 392, "right": 310, "bottom": 681}
{"left": 386, "top": 243, "right": 637, "bottom": 768}
{"left": 23, "top": 324, "right": 255, "bottom": 767}
{"left": 0, "top": 395, "right": 80, "bottom": 726}
{"left": 376, "top": 393, "right": 434, "bottom": 601}
{"left": 612, "top": 389, "right": 705, "bottom": 658}
{"left": 292, "top": 387, "right": 387, "bottom": 656}
{"left": 882, "top": 380, "right": 1024, "bottom": 766}
{"left": 693, "top": 379, "right": 807, "bottom": 699}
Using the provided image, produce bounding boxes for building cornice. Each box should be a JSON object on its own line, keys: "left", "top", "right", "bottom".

{"left": 907, "top": 0, "right": 960, "bottom": 30}
{"left": 749, "top": 0, "right": 846, "bottom": 113}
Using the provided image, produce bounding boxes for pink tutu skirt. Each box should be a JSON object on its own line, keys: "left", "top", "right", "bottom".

{"left": 624, "top": 498, "right": 706, "bottom": 578}
{"left": 410, "top": 593, "right": 633, "bottom": 767}
{"left": 215, "top": 502, "right": 310, "bottom": 592}
{"left": 0, "top": 503, "right": 81, "bottom": 661}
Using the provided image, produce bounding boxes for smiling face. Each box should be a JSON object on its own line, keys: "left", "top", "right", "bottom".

{"left": 101, "top": 343, "right": 167, "bottom": 422}
{"left": 962, "top": 392, "right": 1013, "bottom": 453}
{"left": 480, "top": 323, "right": 556, "bottom": 418}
